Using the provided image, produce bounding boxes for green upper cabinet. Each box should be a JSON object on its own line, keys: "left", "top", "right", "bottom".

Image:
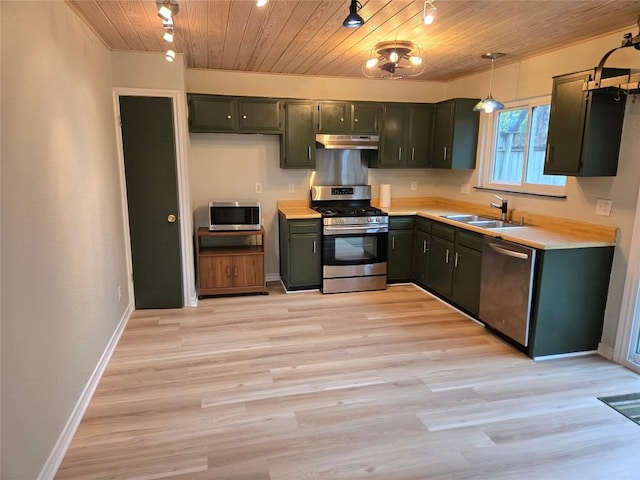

{"left": 188, "top": 94, "right": 282, "bottom": 133}
{"left": 280, "top": 100, "right": 316, "bottom": 169}
{"left": 544, "top": 68, "right": 628, "bottom": 177}
{"left": 237, "top": 98, "right": 282, "bottom": 133}
{"left": 316, "top": 101, "right": 349, "bottom": 133}
{"left": 350, "top": 102, "right": 380, "bottom": 134}
{"left": 188, "top": 94, "right": 237, "bottom": 132}
{"left": 316, "top": 101, "right": 380, "bottom": 134}
{"left": 431, "top": 98, "right": 480, "bottom": 169}
{"left": 373, "top": 103, "right": 434, "bottom": 168}
{"left": 406, "top": 104, "right": 434, "bottom": 168}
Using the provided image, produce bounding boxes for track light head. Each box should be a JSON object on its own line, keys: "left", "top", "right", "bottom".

{"left": 343, "top": 0, "right": 364, "bottom": 28}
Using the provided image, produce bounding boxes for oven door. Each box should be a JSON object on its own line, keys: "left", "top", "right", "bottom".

{"left": 321, "top": 226, "right": 388, "bottom": 293}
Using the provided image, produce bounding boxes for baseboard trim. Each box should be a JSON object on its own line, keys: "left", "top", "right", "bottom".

{"left": 266, "top": 273, "right": 281, "bottom": 282}
{"left": 598, "top": 342, "right": 614, "bottom": 360}
{"left": 38, "top": 302, "right": 134, "bottom": 480}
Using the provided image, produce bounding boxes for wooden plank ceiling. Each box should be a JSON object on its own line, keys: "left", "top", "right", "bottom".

{"left": 68, "top": 0, "right": 640, "bottom": 81}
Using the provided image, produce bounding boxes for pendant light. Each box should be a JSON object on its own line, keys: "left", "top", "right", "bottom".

{"left": 473, "top": 53, "right": 506, "bottom": 113}
{"left": 343, "top": 0, "right": 364, "bottom": 28}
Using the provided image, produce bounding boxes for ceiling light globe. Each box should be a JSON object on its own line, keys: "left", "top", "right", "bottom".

{"left": 389, "top": 51, "right": 399, "bottom": 63}
{"left": 409, "top": 56, "right": 423, "bottom": 66}
{"left": 365, "top": 58, "right": 379, "bottom": 69}
{"left": 256, "top": 0, "right": 268, "bottom": 7}
{"left": 423, "top": 13, "right": 434, "bottom": 24}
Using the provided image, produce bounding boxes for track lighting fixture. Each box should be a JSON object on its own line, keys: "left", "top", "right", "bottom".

{"left": 156, "top": 0, "right": 179, "bottom": 21}
{"left": 473, "top": 53, "right": 506, "bottom": 113}
{"left": 256, "top": 0, "right": 268, "bottom": 6}
{"left": 163, "top": 30, "right": 174, "bottom": 43}
{"left": 343, "top": 0, "right": 364, "bottom": 28}
{"left": 165, "top": 49, "right": 176, "bottom": 62}
{"left": 423, "top": 0, "right": 436, "bottom": 25}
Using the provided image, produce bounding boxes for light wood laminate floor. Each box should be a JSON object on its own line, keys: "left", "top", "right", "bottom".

{"left": 56, "top": 284, "right": 640, "bottom": 479}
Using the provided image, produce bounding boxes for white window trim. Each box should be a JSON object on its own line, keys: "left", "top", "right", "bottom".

{"left": 478, "top": 95, "right": 567, "bottom": 197}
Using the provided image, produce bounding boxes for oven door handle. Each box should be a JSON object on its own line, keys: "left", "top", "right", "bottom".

{"left": 323, "top": 225, "right": 388, "bottom": 235}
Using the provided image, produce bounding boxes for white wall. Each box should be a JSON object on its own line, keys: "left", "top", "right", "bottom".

{"left": 443, "top": 27, "right": 640, "bottom": 350}
{"left": 0, "top": 2, "right": 129, "bottom": 478}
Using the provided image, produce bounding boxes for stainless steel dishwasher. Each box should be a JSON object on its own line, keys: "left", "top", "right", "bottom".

{"left": 479, "top": 237, "right": 536, "bottom": 346}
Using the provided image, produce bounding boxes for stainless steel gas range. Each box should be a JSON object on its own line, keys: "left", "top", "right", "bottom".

{"left": 310, "top": 185, "right": 389, "bottom": 294}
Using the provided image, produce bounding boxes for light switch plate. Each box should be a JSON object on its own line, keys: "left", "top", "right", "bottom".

{"left": 410, "top": 181, "right": 417, "bottom": 191}
{"left": 288, "top": 183, "right": 295, "bottom": 193}
{"left": 595, "top": 198, "right": 612, "bottom": 216}
{"left": 461, "top": 183, "right": 471, "bottom": 194}
{"left": 255, "top": 182, "right": 263, "bottom": 194}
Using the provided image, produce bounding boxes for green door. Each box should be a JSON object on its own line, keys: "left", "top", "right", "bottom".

{"left": 119, "top": 96, "right": 183, "bottom": 309}
{"left": 414, "top": 229, "right": 431, "bottom": 286}
{"left": 317, "top": 102, "right": 348, "bottom": 133}
{"left": 407, "top": 104, "right": 434, "bottom": 168}
{"left": 388, "top": 230, "right": 415, "bottom": 281}
{"left": 187, "top": 94, "right": 236, "bottom": 132}
{"left": 351, "top": 103, "right": 379, "bottom": 133}
{"left": 238, "top": 98, "right": 282, "bottom": 133}
{"left": 280, "top": 101, "right": 316, "bottom": 168}
{"left": 431, "top": 100, "right": 454, "bottom": 168}
{"left": 428, "top": 235, "right": 454, "bottom": 296}
{"left": 451, "top": 244, "right": 482, "bottom": 314}
{"left": 379, "top": 104, "right": 408, "bottom": 167}
{"left": 290, "top": 233, "right": 320, "bottom": 287}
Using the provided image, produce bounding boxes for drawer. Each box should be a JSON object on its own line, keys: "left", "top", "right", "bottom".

{"left": 389, "top": 216, "right": 415, "bottom": 230}
{"left": 415, "top": 217, "right": 431, "bottom": 233}
{"left": 456, "top": 229, "right": 483, "bottom": 251}
{"left": 289, "top": 220, "right": 319, "bottom": 234}
{"left": 432, "top": 222, "right": 455, "bottom": 241}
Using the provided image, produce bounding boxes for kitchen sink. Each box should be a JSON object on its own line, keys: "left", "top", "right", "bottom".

{"left": 441, "top": 214, "right": 493, "bottom": 222}
{"left": 467, "top": 219, "right": 522, "bottom": 229}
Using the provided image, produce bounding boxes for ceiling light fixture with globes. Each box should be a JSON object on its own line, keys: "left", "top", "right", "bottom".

{"left": 156, "top": 0, "right": 179, "bottom": 62}
{"left": 363, "top": 40, "right": 426, "bottom": 79}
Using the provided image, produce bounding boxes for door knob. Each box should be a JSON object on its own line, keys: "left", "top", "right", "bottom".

{"left": 167, "top": 214, "right": 177, "bottom": 223}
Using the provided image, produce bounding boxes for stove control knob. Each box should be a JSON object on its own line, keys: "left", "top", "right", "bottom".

{"left": 340, "top": 218, "right": 346, "bottom": 224}
{"left": 368, "top": 217, "right": 373, "bottom": 223}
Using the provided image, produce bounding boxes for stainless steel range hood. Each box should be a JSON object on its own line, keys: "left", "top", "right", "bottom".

{"left": 315, "top": 134, "right": 379, "bottom": 150}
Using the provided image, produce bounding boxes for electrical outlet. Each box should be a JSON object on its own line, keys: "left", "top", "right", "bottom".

{"left": 595, "top": 198, "right": 612, "bottom": 216}
{"left": 288, "top": 183, "right": 295, "bottom": 194}
{"left": 255, "top": 182, "right": 263, "bottom": 194}
{"left": 410, "top": 181, "right": 417, "bottom": 191}
{"left": 117, "top": 286, "right": 121, "bottom": 301}
{"left": 461, "top": 183, "right": 471, "bottom": 194}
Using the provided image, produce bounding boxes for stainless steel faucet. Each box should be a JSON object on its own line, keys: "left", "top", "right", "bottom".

{"left": 491, "top": 194, "right": 508, "bottom": 221}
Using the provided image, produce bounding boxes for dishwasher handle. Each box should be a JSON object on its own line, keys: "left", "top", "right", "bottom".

{"left": 487, "top": 242, "right": 530, "bottom": 260}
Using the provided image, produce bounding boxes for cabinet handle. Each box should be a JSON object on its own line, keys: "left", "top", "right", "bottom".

{"left": 445, "top": 249, "right": 450, "bottom": 264}
{"left": 443, "top": 146, "right": 448, "bottom": 161}
{"left": 454, "top": 252, "right": 459, "bottom": 268}
{"left": 313, "top": 240, "right": 316, "bottom": 254}
{"left": 226, "top": 115, "right": 232, "bottom": 120}
{"left": 411, "top": 147, "right": 415, "bottom": 161}
{"left": 392, "top": 237, "right": 396, "bottom": 250}
{"left": 354, "top": 118, "right": 359, "bottom": 123}
{"left": 340, "top": 117, "right": 344, "bottom": 122}
{"left": 225, "top": 266, "right": 232, "bottom": 277}
{"left": 308, "top": 146, "right": 311, "bottom": 160}
{"left": 242, "top": 115, "right": 247, "bottom": 119}
{"left": 423, "top": 239, "right": 428, "bottom": 254}
{"left": 234, "top": 265, "right": 238, "bottom": 277}
{"left": 398, "top": 147, "right": 402, "bottom": 161}
{"left": 546, "top": 144, "right": 553, "bottom": 163}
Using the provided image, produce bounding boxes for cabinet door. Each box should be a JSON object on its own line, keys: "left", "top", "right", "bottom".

{"left": 379, "top": 104, "right": 408, "bottom": 167}
{"left": 451, "top": 244, "right": 482, "bottom": 314}
{"left": 388, "top": 230, "right": 415, "bottom": 281}
{"left": 290, "top": 233, "right": 320, "bottom": 287}
{"left": 199, "top": 256, "right": 234, "bottom": 289}
{"left": 238, "top": 98, "right": 282, "bottom": 133}
{"left": 407, "top": 104, "right": 434, "bottom": 168}
{"left": 317, "top": 102, "right": 349, "bottom": 133}
{"left": 544, "top": 72, "right": 587, "bottom": 175}
{"left": 281, "top": 101, "right": 316, "bottom": 168}
{"left": 351, "top": 103, "right": 379, "bottom": 133}
{"left": 233, "top": 255, "right": 264, "bottom": 288}
{"left": 414, "top": 229, "right": 431, "bottom": 286}
{"left": 431, "top": 100, "right": 454, "bottom": 168}
{"left": 428, "top": 235, "right": 454, "bottom": 296}
{"left": 188, "top": 95, "right": 237, "bottom": 132}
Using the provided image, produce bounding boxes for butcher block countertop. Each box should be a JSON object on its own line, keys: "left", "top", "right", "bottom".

{"left": 277, "top": 197, "right": 618, "bottom": 250}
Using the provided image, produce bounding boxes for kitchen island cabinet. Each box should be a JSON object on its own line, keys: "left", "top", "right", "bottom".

{"left": 278, "top": 214, "right": 321, "bottom": 290}
{"left": 195, "top": 227, "right": 267, "bottom": 297}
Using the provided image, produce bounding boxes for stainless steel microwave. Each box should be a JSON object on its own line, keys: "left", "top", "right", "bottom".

{"left": 208, "top": 201, "right": 261, "bottom": 231}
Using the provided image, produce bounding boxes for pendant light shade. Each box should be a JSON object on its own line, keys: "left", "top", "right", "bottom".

{"left": 343, "top": 0, "right": 364, "bottom": 28}
{"left": 473, "top": 53, "right": 506, "bottom": 113}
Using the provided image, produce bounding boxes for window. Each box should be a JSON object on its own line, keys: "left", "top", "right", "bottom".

{"left": 480, "top": 96, "right": 566, "bottom": 196}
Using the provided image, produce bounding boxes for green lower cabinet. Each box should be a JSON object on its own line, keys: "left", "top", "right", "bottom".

{"left": 427, "top": 235, "right": 454, "bottom": 296}
{"left": 413, "top": 229, "right": 431, "bottom": 286}
{"left": 278, "top": 214, "right": 320, "bottom": 290}
{"left": 451, "top": 243, "right": 482, "bottom": 315}
{"left": 388, "top": 217, "right": 415, "bottom": 282}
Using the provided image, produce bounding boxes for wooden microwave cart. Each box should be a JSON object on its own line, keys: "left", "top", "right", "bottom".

{"left": 195, "top": 227, "right": 267, "bottom": 297}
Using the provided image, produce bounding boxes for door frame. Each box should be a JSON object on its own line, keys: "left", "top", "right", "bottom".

{"left": 113, "top": 87, "right": 196, "bottom": 307}
{"left": 614, "top": 180, "right": 640, "bottom": 373}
